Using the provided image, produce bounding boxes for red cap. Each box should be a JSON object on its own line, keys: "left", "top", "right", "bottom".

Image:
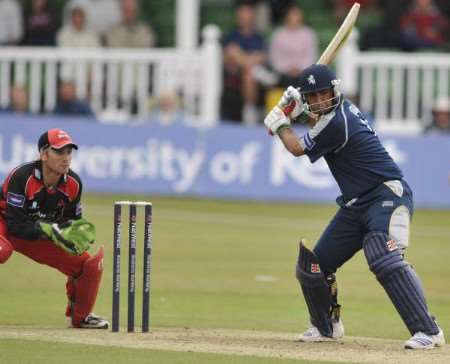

{"left": 38, "top": 128, "right": 78, "bottom": 151}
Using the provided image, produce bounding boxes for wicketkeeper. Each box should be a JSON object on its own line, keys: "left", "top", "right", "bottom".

{"left": 0, "top": 128, "right": 109, "bottom": 329}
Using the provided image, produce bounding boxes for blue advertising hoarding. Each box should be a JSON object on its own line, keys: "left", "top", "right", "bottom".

{"left": 1, "top": 115, "right": 449, "bottom": 208}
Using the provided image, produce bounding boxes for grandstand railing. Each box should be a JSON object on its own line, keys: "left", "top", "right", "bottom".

{"left": 0, "top": 25, "right": 222, "bottom": 127}
{"left": 337, "top": 31, "right": 450, "bottom": 134}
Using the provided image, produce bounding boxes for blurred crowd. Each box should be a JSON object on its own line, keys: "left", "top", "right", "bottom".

{"left": 0, "top": 0, "right": 155, "bottom": 48}
{"left": 0, "top": 0, "right": 449, "bottom": 134}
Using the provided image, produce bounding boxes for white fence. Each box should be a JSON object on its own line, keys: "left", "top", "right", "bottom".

{"left": 0, "top": 25, "right": 222, "bottom": 127}
{"left": 337, "top": 31, "right": 450, "bottom": 134}
{"left": 1, "top": 24, "right": 448, "bottom": 133}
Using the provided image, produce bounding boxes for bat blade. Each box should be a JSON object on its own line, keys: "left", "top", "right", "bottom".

{"left": 317, "top": 3, "right": 360, "bottom": 65}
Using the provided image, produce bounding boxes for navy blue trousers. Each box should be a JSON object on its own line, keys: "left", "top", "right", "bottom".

{"left": 313, "top": 180, "right": 413, "bottom": 273}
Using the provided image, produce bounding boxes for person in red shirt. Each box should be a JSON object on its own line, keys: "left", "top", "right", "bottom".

{"left": 0, "top": 128, "right": 109, "bottom": 329}
{"left": 400, "top": 0, "right": 449, "bottom": 49}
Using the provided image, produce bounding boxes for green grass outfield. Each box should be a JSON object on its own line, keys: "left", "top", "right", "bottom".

{"left": 0, "top": 194, "right": 449, "bottom": 363}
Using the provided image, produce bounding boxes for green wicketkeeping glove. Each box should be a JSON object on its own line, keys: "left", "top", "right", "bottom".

{"left": 39, "top": 218, "right": 96, "bottom": 255}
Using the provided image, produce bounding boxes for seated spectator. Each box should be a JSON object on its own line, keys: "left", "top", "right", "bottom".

{"left": 221, "top": 2, "right": 267, "bottom": 125}
{"left": 22, "top": 0, "right": 59, "bottom": 46}
{"left": 268, "top": 4, "right": 318, "bottom": 87}
{"left": 53, "top": 81, "right": 95, "bottom": 117}
{"left": 400, "top": 0, "right": 449, "bottom": 50}
{"left": 0, "top": 86, "right": 29, "bottom": 114}
{"left": 105, "top": 0, "right": 155, "bottom": 48}
{"left": 57, "top": 6, "right": 100, "bottom": 48}
{"left": 57, "top": 6, "right": 101, "bottom": 80}
{"left": 0, "top": 0, "right": 23, "bottom": 45}
{"left": 424, "top": 97, "right": 450, "bottom": 134}
{"left": 64, "top": 0, "right": 121, "bottom": 42}
{"left": 152, "top": 90, "right": 184, "bottom": 126}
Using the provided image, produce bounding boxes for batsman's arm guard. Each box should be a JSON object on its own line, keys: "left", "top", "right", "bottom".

{"left": 296, "top": 241, "right": 333, "bottom": 337}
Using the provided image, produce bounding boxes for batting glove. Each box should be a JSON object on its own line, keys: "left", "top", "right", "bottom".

{"left": 264, "top": 105, "right": 290, "bottom": 135}
{"left": 278, "top": 86, "right": 308, "bottom": 121}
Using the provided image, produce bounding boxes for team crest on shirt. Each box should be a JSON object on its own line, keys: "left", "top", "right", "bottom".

{"left": 311, "top": 263, "right": 321, "bottom": 273}
{"left": 307, "top": 75, "right": 316, "bottom": 85}
{"left": 386, "top": 239, "right": 398, "bottom": 251}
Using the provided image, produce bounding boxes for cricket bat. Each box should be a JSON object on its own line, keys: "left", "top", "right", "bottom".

{"left": 317, "top": 3, "right": 360, "bottom": 65}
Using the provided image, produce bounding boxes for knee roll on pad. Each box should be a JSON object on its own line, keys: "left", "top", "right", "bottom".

{"left": 296, "top": 242, "right": 333, "bottom": 337}
{"left": 363, "top": 231, "right": 438, "bottom": 335}
{"left": 0, "top": 235, "right": 13, "bottom": 264}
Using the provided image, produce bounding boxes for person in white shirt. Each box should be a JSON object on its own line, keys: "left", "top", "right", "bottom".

{"left": 0, "top": 0, "right": 23, "bottom": 45}
{"left": 57, "top": 6, "right": 101, "bottom": 81}
{"left": 57, "top": 6, "right": 100, "bottom": 48}
{"left": 64, "top": 0, "right": 121, "bottom": 40}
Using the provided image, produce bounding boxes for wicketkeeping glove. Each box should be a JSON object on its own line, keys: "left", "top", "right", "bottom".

{"left": 39, "top": 218, "right": 96, "bottom": 256}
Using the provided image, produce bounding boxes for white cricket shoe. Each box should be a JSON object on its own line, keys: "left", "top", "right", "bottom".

{"left": 404, "top": 328, "right": 445, "bottom": 349}
{"left": 296, "top": 319, "right": 345, "bottom": 342}
{"left": 67, "top": 313, "right": 110, "bottom": 329}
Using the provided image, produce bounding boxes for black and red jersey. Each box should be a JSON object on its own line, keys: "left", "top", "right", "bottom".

{"left": 0, "top": 160, "right": 83, "bottom": 240}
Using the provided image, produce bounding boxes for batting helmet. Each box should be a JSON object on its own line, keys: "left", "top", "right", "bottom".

{"left": 297, "top": 64, "right": 342, "bottom": 115}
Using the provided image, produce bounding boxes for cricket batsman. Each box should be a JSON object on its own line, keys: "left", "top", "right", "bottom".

{"left": 0, "top": 128, "right": 109, "bottom": 329}
{"left": 264, "top": 64, "right": 445, "bottom": 349}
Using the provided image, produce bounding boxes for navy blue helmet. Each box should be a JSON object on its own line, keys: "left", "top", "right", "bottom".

{"left": 297, "top": 64, "right": 342, "bottom": 115}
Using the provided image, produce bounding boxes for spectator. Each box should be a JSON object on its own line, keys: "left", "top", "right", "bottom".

{"left": 57, "top": 6, "right": 100, "bottom": 48}
{"left": 400, "top": 0, "right": 449, "bottom": 50}
{"left": 268, "top": 4, "right": 318, "bottom": 87}
{"left": 57, "top": 6, "right": 101, "bottom": 81}
{"left": 0, "top": 0, "right": 23, "bottom": 45}
{"left": 64, "top": 0, "right": 121, "bottom": 42}
{"left": 221, "top": 2, "right": 267, "bottom": 125}
{"left": 53, "top": 81, "right": 95, "bottom": 117}
{"left": 105, "top": 0, "right": 155, "bottom": 48}
{"left": 0, "top": 86, "right": 28, "bottom": 114}
{"left": 22, "top": 0, "right": 59, "bottom": 46}
{"left": 424, "top": 97, "right": 450, "bottom": 134}
{"left": 152, "top": 90, "right": 184, "bottom": 126}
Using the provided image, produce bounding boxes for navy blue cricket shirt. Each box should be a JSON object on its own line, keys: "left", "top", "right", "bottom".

{"left": 300, "top": 99, "right": 403, "bottom": 203}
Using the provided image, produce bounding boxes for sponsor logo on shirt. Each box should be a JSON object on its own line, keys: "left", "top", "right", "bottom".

{"left": 311, "top": 263, "right": 321, "bottom": 273}
{"left": 6, "top": 192, "right": 25, "bottom": 208}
